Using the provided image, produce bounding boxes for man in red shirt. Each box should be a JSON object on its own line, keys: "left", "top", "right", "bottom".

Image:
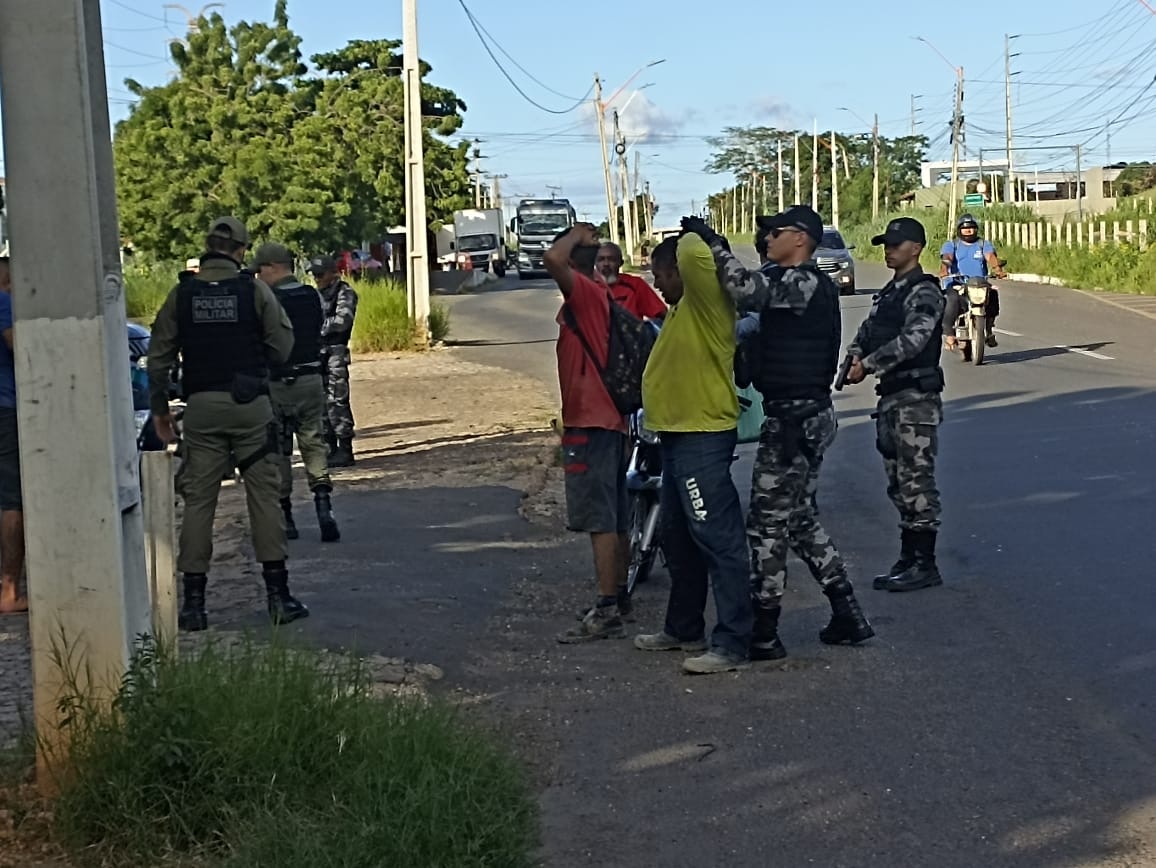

{"left": 596, "top": 242, "right": 667, "bottom": 320}
{"left": 546, "top": 224, "right": 632, "bottom": 643}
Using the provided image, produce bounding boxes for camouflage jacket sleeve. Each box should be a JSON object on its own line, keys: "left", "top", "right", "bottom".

{"left": 322, "top": 282, "right": 359, "bottom": 340}
{"left": 861, "top": 280, "right": 946, "bottom": 375}
{"left": 707, "top": 240, "right": 818, "bottom": 315}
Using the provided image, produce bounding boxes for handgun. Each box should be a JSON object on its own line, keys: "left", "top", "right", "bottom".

{"left": 833, "top": 354, "right": 854, "bottom": 391}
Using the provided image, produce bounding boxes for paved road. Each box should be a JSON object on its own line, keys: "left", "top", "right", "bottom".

{"left": 439, "top": 256, "right": 1156, "bottom": 866}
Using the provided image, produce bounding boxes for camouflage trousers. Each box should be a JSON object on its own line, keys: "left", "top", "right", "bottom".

{"left": 747, "top": 400, "right": 846, "bottom": 607}
{"left": 270, "top": 374, "right": 331, "bottom": 499}
{"left": 321, "top": 346, "right": 355, "bottom": 439}
{"left": 874, "top": 390, "right": 942, "bottom": 531}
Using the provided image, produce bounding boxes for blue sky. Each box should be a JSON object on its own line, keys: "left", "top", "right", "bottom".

{"left": 7, "top": 0, "right": 1156, "bottom": 226}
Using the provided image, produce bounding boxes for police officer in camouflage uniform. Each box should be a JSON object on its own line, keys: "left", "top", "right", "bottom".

{"left": 683, "top": 207, "right": 874, "bottom": 660}
{"left": 148, "top": 217, "right": 310, "bottom": 631}
{"left": 307, "top": 256, "right": 359, "bottom": 467}
{"left": 251, "top": 243, "right": 341, "bottom": 544}
{"left": 844, "top": 217, "right": 946, "bottom": 592}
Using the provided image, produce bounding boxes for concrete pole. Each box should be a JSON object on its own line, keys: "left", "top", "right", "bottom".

{"left": 872, "top": 113, "right": 881, "bottom": 221}
{"left": 811, "top": 120, "right": 820, "bottom": 211}
{"left": 0, "top": 0, "right": 152, "bottom": 785}
{"left": 632, "top": 150, "right": 642, "bottom": 256}
{"left": 1005, "top": 34, "right": 1017, "bottom": 203}
{"left": 830, "top": 130, "right": 840, "bottom": 228}
{"left": 948, "top": 67, "right": 964, "bottom": 231}
{"left": 613, "top": 112, "right": 634, "bottom": 264}
{"left": 594, "top": 76, "right": 619, "bottom": 246}
{"left": 793, "top": 133, "right": 801, "bottom": 205}
{"left": 402, "top": 0, "right": 431, "bottom": 341}
{"left": 777, "top": 142, "right": 785, "bottom": 212}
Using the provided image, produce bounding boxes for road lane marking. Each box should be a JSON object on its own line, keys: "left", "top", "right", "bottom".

{"left": 1057, "top": 345, "right": 1115, "bottom": 361}
{"left": 993, "top": 327, "right": 1023, "bottom": 337}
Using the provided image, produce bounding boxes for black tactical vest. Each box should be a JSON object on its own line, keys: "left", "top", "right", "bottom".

{"left": 752, "top": 264, "right": 841, "bottom": 401}
{"left": 176, "top": 273, "right": 267, "bottom": 395}
{"left": 274, "top": 280, "right": 323, "bottom": 369}
{"left": 865, "top": 271, "right": 943, "bottom": 388}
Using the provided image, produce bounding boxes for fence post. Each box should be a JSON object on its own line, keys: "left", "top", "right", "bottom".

{"left": 1099, "top": 221, "right": 1107, "bottom": 246}
{"left": 141, "top": 450, "right": 178, "bottom": 649}
{"left": 1141, "top": 219, "right": 1149, "bottom": 251}
{"left": 1126, "top": 220, "right": 1134, "bottom": 245}
{"left": 1077, "top": 223, "right": 1084, "bottom": 246}
{"left": 1065, "top": 223, "right": 1072, "bottom": 248}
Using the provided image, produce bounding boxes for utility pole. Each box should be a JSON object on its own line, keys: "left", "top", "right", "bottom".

{"left": 643, "top": 180, "right": 654, "bottom": 241}
{"left": 948, "top": 66, "right": 965, "bottom": 230}
{"left": 1004, "top": 34, "right": 1019, "bottom": 203}
{"left": 872, "top": 113, "right": 881, "bottom": 221}
{"left": 488, "top": 174, "right": 507, "bottom": 211}
{"left": 776, "top": 141, "right": 785, "bottom": 212}
{"left": 613, "top": 111, "right": 634, "bottom": 264}
{"left": 811, "top": 120, "right": 819, "bottom": 211}
{"left": 1075, "top": 143, "right": 1084, "bottom": 221}
{"left": 471, "top": 147, "right": 486, "bottom": 209}
{"left": 910, "top": 94, "right": 922, "bottom": 136}
{"left": 402, "top": 0, "right": 431, "bottom": 341}
{"left": 793, "top": 132, "right": 801, "bottom": 204}
{"left": 594, "top": 75, "right": 619, "bottom": 245}
{"left": 632, "top": 150, "right": 642, "bottom": 251}
{"left": 0, "top": 0, "right": 152, "bottom": 783}
{"left": 830, "top": 129, "right": 840, "bottom": 229}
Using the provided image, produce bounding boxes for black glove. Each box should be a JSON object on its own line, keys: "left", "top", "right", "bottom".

{"left": 680, "top": 216, "right": 719, "bottom": 245}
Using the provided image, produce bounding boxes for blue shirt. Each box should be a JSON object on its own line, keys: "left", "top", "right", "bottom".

{"left": 0, "top": 293, "right": 15, "bottom": 408}
{"left": 941, "top": 238, "right": 995, "bottom": 279}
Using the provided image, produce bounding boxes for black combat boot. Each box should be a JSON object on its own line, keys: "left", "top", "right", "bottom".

{"left": 262, "top": 565, "right": 309, "bottom": 625}
{"left": 328, "top": 437, "right": 355, "bottom": 468}
{"left": 314, "top": 485, "right": 341, "bottom": 543}
{"left": 882, "top": 530, "right": 943, "bottom": 592}
{"left": 280, "top": 497, "right": 299, "bottom": 540}
{"left": 323, "top": 428, "right": 338, "bottom": 461}
{"left": 874, "top": 528, "right": 916, "bottom": 590}
{"left": 751, "top": 604, "right": 787, "bottom": 661}
{"left": 819, "top": 577, "right": 875, "bottom": 645}
{"left": 178, "top": 573, "right": 208, "bottom": 632}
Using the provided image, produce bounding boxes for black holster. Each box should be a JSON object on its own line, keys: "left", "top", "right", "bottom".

{"left": 231, "top": 372, "right": 269, "bottom": 404}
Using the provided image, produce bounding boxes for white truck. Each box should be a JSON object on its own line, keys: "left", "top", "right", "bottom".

{"left": 450, "top": 208, "right": 507, "bottom": 277}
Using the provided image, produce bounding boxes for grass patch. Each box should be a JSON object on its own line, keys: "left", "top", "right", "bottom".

{"left": 50, "top": 637, "right": 536, "bottom": 868}
{"left": 844, "top": 202, "right": 1156, "bottom": 294}
{"left": 348, "top": 277, "right": 450, "bottom": 352}
{"left": 124, "top": 261, "right": 180, "bottom": 322}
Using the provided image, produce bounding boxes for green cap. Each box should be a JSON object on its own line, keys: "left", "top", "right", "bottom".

{"left": 207, "top": 216, "right": 249, "bottom": 246}
{"left": 249, "top": 242, "right": 294, "bottom": 269}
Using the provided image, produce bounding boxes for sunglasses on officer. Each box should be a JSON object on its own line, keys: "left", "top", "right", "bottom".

{"left": 769, "top": 227, "right": 803, "bottom": 239}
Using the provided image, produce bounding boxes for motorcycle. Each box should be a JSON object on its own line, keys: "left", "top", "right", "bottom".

{"left": 943, "top": 274, "right": 995, "bottom": 366}
{"left": 625, "top": 406, "right": 663, "bottom": 596}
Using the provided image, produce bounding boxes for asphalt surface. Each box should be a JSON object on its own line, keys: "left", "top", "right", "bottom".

{"left": 437, "top": 255, "right": 1156, "bottom": 867}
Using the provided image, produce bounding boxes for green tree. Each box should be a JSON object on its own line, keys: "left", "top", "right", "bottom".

{"left": 112, "top": 3, "right": 471, "bottom": 260}
{"left": 703, "top": 125, "right": 927, "bottom": 230}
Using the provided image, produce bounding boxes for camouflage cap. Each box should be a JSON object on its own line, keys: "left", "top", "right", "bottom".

{"left": 207, "top": 216, "right": 249, "bottom": 246}
{"left": 307, "top": 254, "right": 338, "bottom": 275}
{"left": 249, "top": 242, "right": 294, "bottom": 268}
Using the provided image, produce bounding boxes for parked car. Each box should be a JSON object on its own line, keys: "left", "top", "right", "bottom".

{"left": 815, "top": 227, "right": 856, "bottom": 295}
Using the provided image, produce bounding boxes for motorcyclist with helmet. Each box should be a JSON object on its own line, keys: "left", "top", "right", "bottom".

{"left": 939, "top": 213, "right": 1006, "bottom": 350}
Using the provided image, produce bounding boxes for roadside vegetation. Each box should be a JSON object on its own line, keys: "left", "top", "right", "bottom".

{"left": 843, "top": 201, "right": 1156, "bottom": 295}
{"left": 124, "top": 265, "right": 450, "bottom": 350}
{"left": 40, "top": 638, "right": 536, "bottom": 867}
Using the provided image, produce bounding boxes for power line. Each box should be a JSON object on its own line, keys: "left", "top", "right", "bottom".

{"left": 104, "top": 40, "right": 170, "bottom": 60}
{"left": 455, "top": 0, "right": 592, "bottom": 114}
{"left": 105, "top": 0, "right": 171, "bottom": 23}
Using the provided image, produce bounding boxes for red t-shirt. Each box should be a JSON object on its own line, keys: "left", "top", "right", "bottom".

{"left": 556, "top": 271, "right": 627, "bottom": 432}
{"left": 610, "top": 272, "right": 668, "bottom": 320}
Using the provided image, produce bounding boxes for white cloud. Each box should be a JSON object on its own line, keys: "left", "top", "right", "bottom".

{"left": 578, "top": 89, "right": 687, "bottom": 145}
